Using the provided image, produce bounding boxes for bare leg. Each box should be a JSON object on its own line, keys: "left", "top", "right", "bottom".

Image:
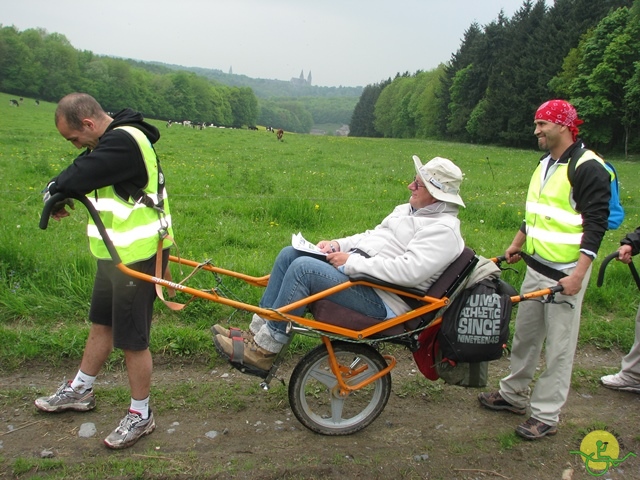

{"left": 124, "top": 349, "right": 152, "bottom": 400}
{"left": 79, "top": 324, "right": 114, "bottom": 376}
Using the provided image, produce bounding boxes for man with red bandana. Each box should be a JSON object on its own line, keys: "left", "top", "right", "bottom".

{"left": 478, "top": 99, "right": 611, "bottom": 440}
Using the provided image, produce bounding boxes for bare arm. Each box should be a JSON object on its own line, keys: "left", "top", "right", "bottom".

{"left": 505, "top": 230, "right": 526, "bottom": 264}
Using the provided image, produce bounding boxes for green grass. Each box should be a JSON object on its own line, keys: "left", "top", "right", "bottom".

{"left": 1, "top": 91, "right": 639, "bottom": 369}
{"left": 394, "top": 375, "right": 445, "bottom": 401}
{"left": 496, "top": 430, "right": 521, "bottom": 450}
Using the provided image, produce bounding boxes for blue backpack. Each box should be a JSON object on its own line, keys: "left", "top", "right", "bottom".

{"left": 568, "top": 147, "right": 624, "bottom": 230}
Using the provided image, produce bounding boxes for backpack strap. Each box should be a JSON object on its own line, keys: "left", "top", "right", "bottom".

{"left": 567, "top": 146, "right": 588, "bottom": 185}
{"left": 114, "top": 125, "right": 166, "bottom": 211}
{"left": 567, "top": 146, "right": 611, "bottom": 184}
{"left": 120, "top": 160, "right": 166, "bottom": 211}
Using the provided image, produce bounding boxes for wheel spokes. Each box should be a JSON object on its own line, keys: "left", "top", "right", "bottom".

{"left": 308, "top": 366, "right": 339, "bottom": 389}
{"left": 329, "top": 395, "right": 346, "bottom": 423}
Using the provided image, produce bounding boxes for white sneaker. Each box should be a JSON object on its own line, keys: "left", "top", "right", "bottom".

{"left": 35, "top": 380, "right": 96, "bottom": 412}
{"left": 601, "top": 373, "right": 640, "bottom": 393}
{"left": 104, "top": 410, "right": 156, "bottom": 449}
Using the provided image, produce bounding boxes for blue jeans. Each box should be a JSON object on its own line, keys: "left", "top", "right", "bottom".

{"left": 261, "top": 247, "right": 387, "bottom": 343}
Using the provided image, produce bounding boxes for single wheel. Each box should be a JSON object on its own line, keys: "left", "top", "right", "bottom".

{"left": 288, "top": 341, "right": 392, "bottom": 435}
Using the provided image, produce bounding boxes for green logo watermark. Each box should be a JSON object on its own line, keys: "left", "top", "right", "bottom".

{"left": 570, "top": 429, "right": 636, "bottom": 476}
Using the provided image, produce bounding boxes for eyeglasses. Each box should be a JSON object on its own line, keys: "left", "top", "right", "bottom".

{"left": 411, "top": 177, "right": 427, "bottom": 189}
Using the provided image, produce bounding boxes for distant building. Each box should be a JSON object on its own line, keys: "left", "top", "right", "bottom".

{"left": 229, "top": 66, "right": 233, "bottom": 75}
{"left": 335, "top": 124, "right": 350, "bottom": 136}
{"left": 290, "top": 69, "right": 312, "bottom": 86}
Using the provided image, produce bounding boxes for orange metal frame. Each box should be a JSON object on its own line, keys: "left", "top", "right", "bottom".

{"left": 115, "top": 254, "right": 558, "bottom": 394}
{"left": 118, "top": 255, "right": 453, "bottom": 340}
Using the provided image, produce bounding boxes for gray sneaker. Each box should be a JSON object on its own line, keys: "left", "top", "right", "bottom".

{"left": 601, "top": 373, "right": 640, "bottom": 393}
{"left": 35, "top": 380, "right": 96, "bottom": 412}
{"left": 104, "top": 410, "right": 156, "bottom": 449}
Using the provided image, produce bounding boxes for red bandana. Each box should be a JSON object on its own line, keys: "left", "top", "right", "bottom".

{"left": 535, "top": 99, "right": 583, "bottom": 141}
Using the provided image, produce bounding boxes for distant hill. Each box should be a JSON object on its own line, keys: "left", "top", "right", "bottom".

{"left": 145, "top": 61, "right": 363, "bottom": 99}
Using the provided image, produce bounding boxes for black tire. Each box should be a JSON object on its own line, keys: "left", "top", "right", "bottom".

{"left": 288, "top": 341, "right": 392, "bottom": 435}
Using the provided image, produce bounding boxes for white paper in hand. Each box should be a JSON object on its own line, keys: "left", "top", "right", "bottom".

{"left": 291, "top": 232, "right": 326, "bottom": 256}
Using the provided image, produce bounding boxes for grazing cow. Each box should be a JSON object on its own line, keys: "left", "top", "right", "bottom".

{"left": 277, "top": 129, "right": 284, "bottom": 141}
{"left": 35, "top": 99, "right": 40, "bottom": 106}
{"left": 248, "top": 125, "right": 258, "bottom": 131}
{"left": 9, "top": 99, "right": 19, "bottom": 107}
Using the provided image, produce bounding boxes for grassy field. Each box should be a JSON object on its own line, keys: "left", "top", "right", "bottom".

{"left": 1, "top": 91, "right": 639, "bottom": 369}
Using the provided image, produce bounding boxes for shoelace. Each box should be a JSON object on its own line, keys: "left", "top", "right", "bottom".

{"left": 56, "top": 381, "right": 89, "bottom": 397}
{"left": 116, "top": 412, "right": 143, "bottom": 433}
{"left": 52, "top": 381, "right": 75, "bottom": 398}
{"left": 55, "top": 383, "right": 70, "bottom": 395}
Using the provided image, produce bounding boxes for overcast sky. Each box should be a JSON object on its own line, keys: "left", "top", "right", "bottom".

{"left": 3, "top": 0, "right": 532, "bottom": 88}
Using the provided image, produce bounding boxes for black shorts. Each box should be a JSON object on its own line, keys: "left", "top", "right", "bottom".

{"left": 89, "top": 249, "right": 169, "bottom": 351}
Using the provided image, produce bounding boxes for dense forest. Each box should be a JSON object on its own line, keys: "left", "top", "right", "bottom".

{"left": 0, "top": 25, "right": 357, "bottom": 133}
{"left": 350, "top": 0, "right": 640, "bottom": 155}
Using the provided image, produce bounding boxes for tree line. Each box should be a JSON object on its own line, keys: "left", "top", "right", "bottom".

{"left": 0, "top": 25, "right": 356, "bottom": 133}
{"left": 0, "top": 26, "right": 259, "bottom": 127}
{"left": 349, "top": 0, "right": 640, "bottom": 155}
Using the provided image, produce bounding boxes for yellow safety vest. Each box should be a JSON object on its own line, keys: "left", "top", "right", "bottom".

{"left": 87, "top": 126, "right": 173, "bottom": 264}
{"left": 524, "top": 152, "right": 607, "bottom": 263}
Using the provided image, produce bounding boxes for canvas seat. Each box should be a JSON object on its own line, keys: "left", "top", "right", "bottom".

{"left": 308, "top": 247, "right": 478, "bottom": 340}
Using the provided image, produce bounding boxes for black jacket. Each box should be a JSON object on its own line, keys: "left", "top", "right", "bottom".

{"left": 48, "top": 109, "right": 160, "bottom": 201}
{"left": 621, "top": 228, "right": 640, "bottom": 256}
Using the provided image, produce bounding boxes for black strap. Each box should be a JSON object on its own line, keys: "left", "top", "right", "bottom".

{"left": 118, "top": 126, "right": 166, "bottom": 210}
{"left": 121, "top": 161, "right": 165, "bottom": 210}
{"left": 567, "top": 147, "right": 587, "bottom": 185}
{"left": 520, "top": 252, "right": 567, "bottom": 282}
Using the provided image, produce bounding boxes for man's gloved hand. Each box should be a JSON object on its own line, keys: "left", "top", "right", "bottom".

{"left": 51, "top": 198, "right": 74, "bottom": 221}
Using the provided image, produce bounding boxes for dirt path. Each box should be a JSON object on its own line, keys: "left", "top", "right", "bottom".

{"left": 1, "top": 346, "right": 639, "bottom": 479}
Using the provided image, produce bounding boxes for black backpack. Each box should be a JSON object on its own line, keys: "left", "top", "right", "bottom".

{"left": 437, "top": 277, "right": 514, "bottom": 364}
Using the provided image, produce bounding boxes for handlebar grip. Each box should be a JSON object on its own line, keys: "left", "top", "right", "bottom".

{"left": 39, "top": 192, "right": 68, "bottom": 230}
{"left": 549, "top": 284, "right": 564, "bottom": 294}
{"left": 596, "top": 251, "right": 620, "bottom": 287}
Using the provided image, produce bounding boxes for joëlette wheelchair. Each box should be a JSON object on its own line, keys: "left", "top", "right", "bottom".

{"left": 41, "top": 193, "right": 562, "bottom": 436}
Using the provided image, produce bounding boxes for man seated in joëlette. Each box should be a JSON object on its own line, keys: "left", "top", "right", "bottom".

{"left": 212, "top": 155, "right": 466, "bottom": 377}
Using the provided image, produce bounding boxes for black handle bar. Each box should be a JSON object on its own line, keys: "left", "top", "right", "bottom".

{"left": 40, "top": 192, "right": 123, "bottom": 264}
{"left": 39, "top": 192, "right": 68, "bottom": 230}
{"left": 548, "top": 284, "right": 564, "bottom": 294}
{"left": 597, "top": 250, "right": 640, "bottom": 290}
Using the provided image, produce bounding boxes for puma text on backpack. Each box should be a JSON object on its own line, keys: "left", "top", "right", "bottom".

{"left": 568, "top": 147, "right": 624, "bottom": 230}
{"left": 437, "top": 278, "right": 514, "bottom": 364}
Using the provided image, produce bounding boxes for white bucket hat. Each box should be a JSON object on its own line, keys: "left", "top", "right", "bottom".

{"left": 413, "top": 155, "right": 465, "bottom": 207}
